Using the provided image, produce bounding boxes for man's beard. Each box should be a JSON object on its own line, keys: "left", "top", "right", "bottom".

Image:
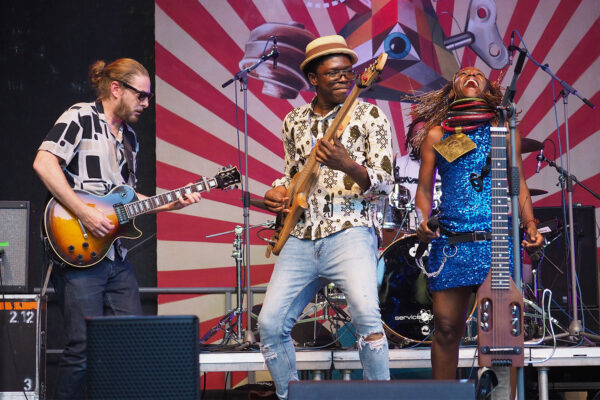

{"left": 114, "top": 98, "right": 139, "bottom": 124}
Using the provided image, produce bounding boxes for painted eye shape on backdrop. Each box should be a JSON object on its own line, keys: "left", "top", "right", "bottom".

{"left": 384, "top": 32, "right": 411, "bottom": 60}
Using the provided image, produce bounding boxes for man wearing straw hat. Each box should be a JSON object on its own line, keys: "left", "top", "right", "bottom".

{"left": 259, "top": 35, "right": 394, "bottom": 399}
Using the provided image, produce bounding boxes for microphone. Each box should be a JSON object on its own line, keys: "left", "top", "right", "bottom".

{"left": 536, "top": 148, "right": 544, "bottom": 173}
{"left": 508, "top": 31, "right": 515, "bottom": 66}
{"left": 415, "top": 216, "right": 439, "bottom": 259}
{"left": 272, "top": 36, "right": 279, "bottom": 69}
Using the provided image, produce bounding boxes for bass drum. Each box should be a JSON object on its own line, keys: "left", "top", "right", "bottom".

{"left": 377, "top": 235, "right": 476, "bottom": 346}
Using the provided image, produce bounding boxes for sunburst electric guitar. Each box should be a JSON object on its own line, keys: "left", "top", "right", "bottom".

{"left": 477, "top": 127, "right": 524, "bottom": 367}
{"left": 44, "top": 166, "right": 240, "bottom": 268}
{"left": 267, "top": 52, "right": 388, "bottom": 257}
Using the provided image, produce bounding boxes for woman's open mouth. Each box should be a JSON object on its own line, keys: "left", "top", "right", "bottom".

{"left": 464, "top": 78, "right": 479, "bottom": 89}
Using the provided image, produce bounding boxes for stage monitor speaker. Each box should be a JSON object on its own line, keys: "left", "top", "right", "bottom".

{"left": 0, "top": 201, "right": 29, "bottom": 293}
{"left": 288, "top": 379, "right": 475, "bottom": 399}
{"left": 86, "top": 315, "right": 199, "bottom": 399}
{"left": 533, "top": 205, "right": 599, "bottom": 309}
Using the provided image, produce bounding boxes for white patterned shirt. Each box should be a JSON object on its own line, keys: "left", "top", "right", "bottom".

{"left": 273, "top": 98, "right": 394, "bottom": 240}
{"left": 39, "top": 100, "right": 138, "bottom": 260}
{"left": 39, "top": 100, "right": 138, "bottom": 195}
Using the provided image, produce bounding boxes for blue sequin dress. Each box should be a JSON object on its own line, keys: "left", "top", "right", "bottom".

{"left": 427, "top": 123, "right": 513, "bottom": 291}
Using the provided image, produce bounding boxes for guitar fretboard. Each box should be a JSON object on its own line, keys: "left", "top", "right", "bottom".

{"left": 490, "top": 127, "right": 510, "bottom": 290}
{"left": 124, "top": 178, "right": 219, "bottom": 218}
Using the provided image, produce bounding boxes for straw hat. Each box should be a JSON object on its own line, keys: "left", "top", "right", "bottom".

{"left": 300, "top": 35, "right": 358, "bottom": 73}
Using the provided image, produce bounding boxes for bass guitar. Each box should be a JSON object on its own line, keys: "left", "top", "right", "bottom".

{"left": 44, "top": 166, "right": 240, "bottom": 267}
{"left": 267, "top": 52, "right": 388, "bottom": 256}
{"left": 477, "top": 127, "right": 524, "bottom": 367}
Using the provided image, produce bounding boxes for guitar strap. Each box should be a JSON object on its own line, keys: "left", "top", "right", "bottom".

{"left": 121, "top": 128, "right": 137, "bottom": 189}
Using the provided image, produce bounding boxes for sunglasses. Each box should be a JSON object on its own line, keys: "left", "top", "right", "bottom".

{"left": 118, "top": 80, "right": 154, "bottom": 101}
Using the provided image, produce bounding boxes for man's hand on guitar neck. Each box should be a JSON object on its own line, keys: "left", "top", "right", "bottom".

{"left": 264, "top": 185, "right": 289, "bottom": 214}
{"left": 138, "top": 184, "right": 202, "bottom": 213}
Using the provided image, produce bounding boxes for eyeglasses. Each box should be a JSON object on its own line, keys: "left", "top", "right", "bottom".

{"left": 118, "top": 80, "right": 154, "bottom": 101}
{"left": 320, "top": 68, "right": 356, "bottom": 81}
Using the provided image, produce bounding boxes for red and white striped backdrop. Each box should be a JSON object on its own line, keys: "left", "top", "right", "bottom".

{"left": 155, "top": 0, "right": 599, "bottom": 388}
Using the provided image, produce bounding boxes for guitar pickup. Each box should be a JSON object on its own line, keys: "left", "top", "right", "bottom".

{"left": 114, "top": 203, "right": 130, "bottom": 224}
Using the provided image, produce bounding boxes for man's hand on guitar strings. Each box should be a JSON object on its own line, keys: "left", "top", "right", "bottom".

{"left": 315, "top": 134, "right": 352, "bottom": 173}
{"left": 264, "top": 185, "right": 289, "bottom": 214}
{"left": 80, "top": 206, "right": 114, "bottom": 238}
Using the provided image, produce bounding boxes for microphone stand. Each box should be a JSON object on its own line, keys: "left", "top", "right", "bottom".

{"left": 537, "top": 155, "right": 600, "bottom": 203}
{"left": 222, "top": 37, "right": 279, "bottom": 344}
{"left": 529, "top": 48, "right": 598, "bottom": 344}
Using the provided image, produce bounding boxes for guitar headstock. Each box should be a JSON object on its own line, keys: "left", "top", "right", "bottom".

{"left": 357, "top": 52, "right": 388, "bottom": 89}
{"left": 214, "top": 166, "right": 241, "bottom": 190}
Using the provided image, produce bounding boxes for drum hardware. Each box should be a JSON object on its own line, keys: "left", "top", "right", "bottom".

{"left": 432, "top": 181, "right": 443, "bottom": 210}
{"left": 528, "top": 188, "right": 548, "bottom": 196}
{"left": 520, "top": 138, "right": 543, "bottom": 154}
{"left": 374, "top": 184, "right": 413, "bottom": 231}
{"left": 322, "top": 283, "right": 347, "bottom": 307}
{"left": 292, "top": 285, "right": 352, "bottom": 348}
{"left": 374, "top": 184, "right": 422, "bottom": 248}
{"left": 201, "top": 221, "right": 275, "bottom": 344}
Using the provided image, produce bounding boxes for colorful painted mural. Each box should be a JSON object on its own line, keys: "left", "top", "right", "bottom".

{"left": 155, "top": 0, "right": 600, "bottom": 388}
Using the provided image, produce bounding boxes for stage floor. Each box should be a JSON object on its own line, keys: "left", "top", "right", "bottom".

{"left": 199, "top": 346, "right": 600, "bottom": 371}
{"left": 199, "top": 345, "right": 600, "bottom": 399}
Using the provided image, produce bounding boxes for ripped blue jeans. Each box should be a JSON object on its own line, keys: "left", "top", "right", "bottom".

{"left": 258, "top": 227, "right": 390, "bottom": 399}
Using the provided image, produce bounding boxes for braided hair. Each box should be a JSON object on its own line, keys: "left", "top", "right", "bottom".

{"left": 405, "top": 71, "right": 504, "bottom": 160}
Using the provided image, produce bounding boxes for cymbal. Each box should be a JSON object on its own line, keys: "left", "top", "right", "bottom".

{"left": 529, "top": 188, "right": 548, "bottom": 196}
{"left": 521, "top": 138, "right": 543, "bottom": 153}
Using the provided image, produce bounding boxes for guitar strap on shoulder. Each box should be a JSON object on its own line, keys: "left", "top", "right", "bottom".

{"left": 121, "top": 129, "right": 137, "bottom": 189}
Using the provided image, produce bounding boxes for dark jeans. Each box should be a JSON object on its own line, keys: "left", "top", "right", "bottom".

{"left": 51, "top": 256, "right": 142, "bottom": 399}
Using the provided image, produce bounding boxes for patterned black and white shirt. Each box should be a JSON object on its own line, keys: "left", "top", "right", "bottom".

{"left": 39, "top": 100, "right": 138, "bottom": 195}
{"left": 273, "top": 98, "right": 394, "bottom": 240}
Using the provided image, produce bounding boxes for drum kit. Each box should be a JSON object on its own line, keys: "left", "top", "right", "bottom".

{"left": 373, "top": 181, "right": 449, "bottom": 346}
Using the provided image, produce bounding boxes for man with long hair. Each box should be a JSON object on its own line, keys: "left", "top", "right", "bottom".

{"left": 33, "top": 58, "right": 201, "bottom": 399}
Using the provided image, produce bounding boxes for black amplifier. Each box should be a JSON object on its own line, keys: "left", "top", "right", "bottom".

{"left": 0, "top": 294, "right": 46, "bottom": 399}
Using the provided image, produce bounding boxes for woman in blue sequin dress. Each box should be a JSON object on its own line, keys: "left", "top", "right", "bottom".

{"left": 408, "top": 67, "right": 543, "bottom": 380}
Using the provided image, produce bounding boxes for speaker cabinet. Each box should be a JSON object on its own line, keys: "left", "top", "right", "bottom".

{"left": 289, "top": 380, "right": 475, "bottom": 399}
{"left": 533, "top": 206, "right": 599, "bottom": 310}
{"left": 86, "top": 315, "right": 199, "bottom": 399}
{"left": 0, "top": 201, "right": 29, "bottom": 292}
{"left": 0, "top": 294, "right": 47, "bottom": 399}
